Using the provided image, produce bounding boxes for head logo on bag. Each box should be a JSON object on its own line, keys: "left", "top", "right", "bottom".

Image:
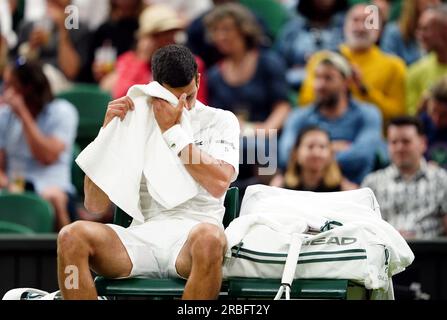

{"left": 304, "top": 236, "right": 357, "bottom": 246}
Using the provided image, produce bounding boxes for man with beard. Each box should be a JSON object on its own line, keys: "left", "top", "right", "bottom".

{"left": 298, "top": 3, "right": 406, "bottom": 126}
{"left": 279, "top": 52, "right": 382, "bottom": 185}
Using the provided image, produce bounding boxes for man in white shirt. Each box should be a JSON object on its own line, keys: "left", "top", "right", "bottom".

{"left": 57, "top": 45, "right": 240, "bottom": 300}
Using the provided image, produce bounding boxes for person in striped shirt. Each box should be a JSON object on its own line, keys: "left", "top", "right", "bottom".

{"left": 361, "top": 116, "right": 447, "bottom": 239}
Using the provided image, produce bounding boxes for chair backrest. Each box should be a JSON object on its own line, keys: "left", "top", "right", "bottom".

{"left": 223, "top": 187, "right": 239, "bottom": 228}
{"left": 0, "top": 193, "right": 54, "bottom": 233}
{"left": 57, "top": 84, "right": 112, "bottom": 149}
{"left": 113, "top": 187, "right": 240, "bottom": 228}
{"left": 0, "top": 220, "right": 35, "bottom": 234}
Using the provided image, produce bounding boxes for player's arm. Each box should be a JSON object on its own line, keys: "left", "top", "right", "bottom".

{"left": 180, "top": 144, "right": 234, "bottom": 198}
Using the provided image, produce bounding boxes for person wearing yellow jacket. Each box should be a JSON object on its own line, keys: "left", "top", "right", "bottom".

{"left": 298, "top": 4, "right": 407, "bottom": 126}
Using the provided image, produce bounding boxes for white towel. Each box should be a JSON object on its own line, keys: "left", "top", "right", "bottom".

{"left": 75, "top": 81, "right": 199, "bottom": 223}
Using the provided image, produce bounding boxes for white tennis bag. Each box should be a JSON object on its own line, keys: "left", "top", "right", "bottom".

{"left": 2, "top": 289, "right": 62, "bottom": 300}
{"left": 2, "top": 288, "right": 108, "bottom": 300}
{"left": 222, "top": 185, "right": 415, "bottom": 300}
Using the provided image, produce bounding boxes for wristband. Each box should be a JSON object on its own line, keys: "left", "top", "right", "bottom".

{"left": 162, "top": 124, "right": 193, "bottom": 156}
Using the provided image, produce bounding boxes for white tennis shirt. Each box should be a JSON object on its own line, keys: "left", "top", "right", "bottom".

{"left": 139, "top": 101, "right": 240, "bottom": 226}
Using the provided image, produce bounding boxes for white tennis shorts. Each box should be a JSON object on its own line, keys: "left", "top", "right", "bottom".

{"left": 107, "top": 217, "right": 201, "bottom": 279}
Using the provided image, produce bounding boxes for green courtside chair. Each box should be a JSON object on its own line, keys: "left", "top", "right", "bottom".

{"left": 95, "top": 187, "right": 370, "bottom": 299}
{"left": 0, "top": 220, "right": 35, "bottom": 234}
{"left": 95, "top": 187, "right": 239, "bottom": 298}
{"left": 0, "top": 192, "right": 54, "bottom": 233}
{"left": 111, "top": 187, "right": 239, "bottom": 230}
{"left": 57, "top": 84, "right": 112, "bottom": 150}
{"left": 227, "top": 279, "right": 369, "bottom": 300}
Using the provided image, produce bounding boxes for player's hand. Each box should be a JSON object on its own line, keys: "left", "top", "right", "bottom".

{"left": 153, "top": 93, "right": 188, "bottom": 133}
{"left": 103, "top": 96, "right": 134, "bottom": 128}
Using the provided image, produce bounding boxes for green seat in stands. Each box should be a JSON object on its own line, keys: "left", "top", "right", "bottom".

{"left": 0, "top": 220, "right": 35, "bottom": 234}
{"left": 240, "top": 0, "right": 290, "bottom": 40}
{"left": 57, "top": 84, "right": 112, "bottom": 150}
{"left": 0, "top": 192, "right": 54, "bottom": 233}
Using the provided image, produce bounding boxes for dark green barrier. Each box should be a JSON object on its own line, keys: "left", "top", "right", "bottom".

{"left": 0, "top": 234, "right": 58, "bottom": 296}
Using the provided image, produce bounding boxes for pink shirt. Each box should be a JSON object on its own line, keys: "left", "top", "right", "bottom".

{"left": 112, "top": 51, "right": 152, "bottom": 99}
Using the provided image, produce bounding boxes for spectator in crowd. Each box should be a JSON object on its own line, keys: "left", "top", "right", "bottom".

{"left": 187, "top": 0, "right": 236, "bottom": 69}
{"left": 99, "top": 4, "right": 208, "bottom": 102}
{"left": 205, "top": 3, "right": 291, "bottom": 135}
{"left": 205, "top": 3, "right": 291, "bottom": 191}
{"left": 406, "top": 3, "right": 447, "bottom": 115}
{"left": 16, "top": 0, "right": 91, "bottom": 82}
{"left": 276, "top": 0, "right": 348, "bottom": 88}
{"left": 21, "top": 0, "right": 111, "bottom": 31}
{"left": 279, "top": 52, "right": 382, "bottom": 184}
{"left": 381, "top": 0, "right": 440, "bottom": 65}
{"left": 271, "top": 125, "right": 356, "bottom": 192}
{"left": 90, "top": 0, "right": 144, "bottom": 83}
{"left": 186, "top": 0, "right": 271, "bottom": 69}
{"left": 0, "top": 60, "right": 78, "bottom": 230}
{"left": 358, "top": 0, "right": 394, "bottom": 44}
{"left": 299, "top": 3, "right": 406, "bottom": 126}
{"left": 419, "top": 76, "right": 447, "bottom": 168}
{"left": 362, "top": 116, "right": 447, "bottom": 239}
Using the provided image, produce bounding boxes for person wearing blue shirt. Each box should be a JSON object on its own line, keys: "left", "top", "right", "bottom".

{"left": 279, "top": 52, "right": 382, "bottom": 184}
{"left": 275, "top": 0, "right": 348, "bottom": 88}
{"left": 381, "top": 22, "right": 423, "bottom": 66}
{"left": 380, "top": 0, "right": 441, "bottom": 66}
{"left": 0, "top": 60, "right": 78, "bottom": 230}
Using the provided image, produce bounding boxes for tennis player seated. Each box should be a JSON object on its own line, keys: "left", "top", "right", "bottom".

{"left": 57, "top": 45, "right": 240, "bottom": 300}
